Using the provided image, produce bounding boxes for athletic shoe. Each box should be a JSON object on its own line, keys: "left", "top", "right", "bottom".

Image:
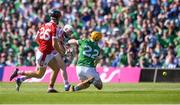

{"left": 16, "top": 78, "right": 22, "bottom": 92}
{"left": 64, "top": 84, "right": 71, "bottom": 91}
{"left": 47, "top": 88, "right": 59, "bottom": 93}
{"left": 10, "top": 68, "right": 19, "bottom": 81}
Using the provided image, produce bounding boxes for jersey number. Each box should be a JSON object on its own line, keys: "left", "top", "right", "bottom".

{"left": 83, "top": 45, "right": 99, "bottom": 59}
{"left": 38, "top": 27, "right": 51, "bottom": 40}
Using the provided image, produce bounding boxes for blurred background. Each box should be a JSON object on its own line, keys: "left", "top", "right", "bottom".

{"left": 0, "top": 0, "right": 179, "bottom": 69}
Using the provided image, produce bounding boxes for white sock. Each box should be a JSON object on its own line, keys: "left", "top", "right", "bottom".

{"left": 48, "top": 87, "right": 54, "bottom": 90}
{"left": 64, "top": 80, "right": 69, "bottom": 85}
{"left": 19, "top": 77, "right": 26, "bottom": 82}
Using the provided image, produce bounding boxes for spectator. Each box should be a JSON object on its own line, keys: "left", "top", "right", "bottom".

{"left": 15, "top": 55, "right": 25, "bottom": 66}
{"left": 25, "top": 51, "right": 35, "bottom": 66}
{"left": 163, "top": 50, "right": 178, "bottom": 68}
{"left": 0, "top": 0, "right": 179, "bottom": 68}
{"left": 174, "top": 31, "right": 180, "bottom": 66}
{"left": 0, "top": 53, "right": 7, "bottom": 67}
{"left": 6, "top": 54, "right": 16, "bottom": 66}
{"left": 149, "top": 53, "right": 162, "bottom": 68}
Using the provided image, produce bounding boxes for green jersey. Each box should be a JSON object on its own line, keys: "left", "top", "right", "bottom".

{"left": 77, "top": 39, "right": 100, "bottom": 67}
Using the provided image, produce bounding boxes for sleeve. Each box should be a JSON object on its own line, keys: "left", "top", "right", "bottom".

{"left": 51, "top": 24, "right": 57, "bottom": 39}
{"left": 78, "top": 39, "right": 83, "bottom": 45}
{"left": 56, "top": 28, "right": 64, "bottom": 41}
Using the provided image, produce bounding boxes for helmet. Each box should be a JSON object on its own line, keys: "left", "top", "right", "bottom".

{"left": 49, "top": 9, "right": 61, "bottom": 19}
{"left": 63, "top": 24, "right": 74, "bottom": 33}
{"left": 90, "top": 31, "right": 102, "bottom": 42}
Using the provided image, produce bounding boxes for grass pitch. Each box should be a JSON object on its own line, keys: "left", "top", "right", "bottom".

{"left": 0, "top": 82, "right": 180, "bottom": 104}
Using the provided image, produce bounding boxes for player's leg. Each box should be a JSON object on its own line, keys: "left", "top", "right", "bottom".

{"left": 55, "top": 54, "right": 70, "bottom": 90}
{"left": 10, "top": 67, "right": 46, "bottom": 91}
{"left": 73, "top": 66, "right": 103, "bottom": 91}
{"left": 70, "top": 77, "right": 94, "bottom": 91}
{"left": 69, "top": 66, "right": 95, "bottom": 91}
{"left": 10, "top": 67, "right": 46, "bottom": 81}
{"left": 89, "top": 68, "right": 103, "bottom": 90}
{"left": 10, "top": 50, "right": 47, "bottom": 91}
{"left": 19, "top": 67, "right": 46, "bottom": 78}
{"left": 93, "top": 79, "right": 103, "bottom": 90}
{"left": 13, "top": 50, "right": 47, "bottom": 79}
{"left": 48, "top": 57, "right": 60, "bottom": 92}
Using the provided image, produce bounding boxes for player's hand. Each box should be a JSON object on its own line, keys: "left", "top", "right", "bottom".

{"left": 94, "top": 58, "right": 100, "bottom": 66}
{"left": 65, "top": 43, "right": 71, "bottom": 49}
{"left": 65, "top": 48, "right": 73, "bottom": 56}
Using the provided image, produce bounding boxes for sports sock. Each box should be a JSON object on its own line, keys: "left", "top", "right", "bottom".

{"left": 49, "top": 84, "right": 54, "bottom": 89}
{"left": 19, "top": 77, "right": 26, "bottom": 82}
{"left": 74, "top": 86, "right": 80, "bottom": 91}
{"left": 64, "top": 80, "right": 69, "bottom": 84}
{"left": 48, "top": 87, "right": 54, "bottom": 90}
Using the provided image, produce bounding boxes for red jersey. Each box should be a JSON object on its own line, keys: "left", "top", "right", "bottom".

{"left": 36, "top": 21, "right": 57, "bottom": 54}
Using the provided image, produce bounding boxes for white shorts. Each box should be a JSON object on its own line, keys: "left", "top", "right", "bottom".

{"left": 35, "top": 49, "right": 55, "bottom": 68}
{"left": 76, "top": 66, "right": 101, "bottom": 83}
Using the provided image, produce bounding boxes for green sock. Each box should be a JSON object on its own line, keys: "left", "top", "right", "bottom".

{"left": 74, "top": 86, "right": 80, "bottom": 91}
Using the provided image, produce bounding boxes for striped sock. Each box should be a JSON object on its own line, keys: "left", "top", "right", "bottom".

{"left": 74, "top": 86, "right": 80, "bottom": 91}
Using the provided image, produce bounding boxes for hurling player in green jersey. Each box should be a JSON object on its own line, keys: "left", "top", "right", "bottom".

{"left": 67, "top": 31, "right": 103, "bottom": 91}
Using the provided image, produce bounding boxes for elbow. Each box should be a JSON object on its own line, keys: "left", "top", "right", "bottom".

{"left": 52, "top": 42, "right": 57, "bottom": 50}
{"left": 53, "top": 44, "right": 58, "bottom": 51}
{"left": 53, "top": 43, "right": 65, "bottom": 55}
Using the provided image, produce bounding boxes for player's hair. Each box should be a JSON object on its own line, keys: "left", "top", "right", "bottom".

{"left": 90, "top": 31, "right": 102, "bottom": 42}
{"left": 49, "top": 9, "right": 61, "bottom": 20}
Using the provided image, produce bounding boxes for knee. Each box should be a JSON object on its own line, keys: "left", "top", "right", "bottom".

{"left": 87, "top": 77, "right": 95, "bottom": 84}
{"left": 97, "top": 84, "right": 103, "bottom": 90}
{"left": 96, "top": 83, "right": 103, "bottom": 90}
{"left": 94, "top": 80, "right": 103, "bottom": 90}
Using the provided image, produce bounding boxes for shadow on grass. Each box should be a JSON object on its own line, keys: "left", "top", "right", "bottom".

{"left": 75, "top": 90, "right": 180, "bottom": 94}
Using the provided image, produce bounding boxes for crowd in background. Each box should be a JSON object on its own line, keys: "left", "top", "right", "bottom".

{"left": 0, "top": 0, "right": 180, "bottom": 68}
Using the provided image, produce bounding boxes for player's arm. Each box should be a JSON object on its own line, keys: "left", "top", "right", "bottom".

{"left": 94, "top": 49, "right": 103, "bottom": 66}
{"left": 52, "top": 26, "right": 65, "bottom": 56}
{"left": 52, "top": 37, "right": 65, "bottom": 56}
{"left": 94, "top": 57, "right": 101, "bottom": 66}
{"left": 67, "top": 39, "right": 78, "bottom": 45}
{"left": 34, "top": 31, "right": 40, "bottom": 45}
{"left": 35, "top": 37, "right": 40, "bottom": 45}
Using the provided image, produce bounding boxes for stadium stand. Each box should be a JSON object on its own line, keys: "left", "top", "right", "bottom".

{"left": 0, "top": 0, "right": 179, "bottom": 68}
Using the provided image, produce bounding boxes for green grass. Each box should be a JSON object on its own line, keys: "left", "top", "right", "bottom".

{"left": 0, "top": 82, "right": 180, "bottom": 104}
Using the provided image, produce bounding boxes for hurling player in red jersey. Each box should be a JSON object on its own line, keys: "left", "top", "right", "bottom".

{"left": 10, "top": 9, "right": 72, "bottom": 93}
{"left": 48, "top": 24, "right": 74, "bottom": 92}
